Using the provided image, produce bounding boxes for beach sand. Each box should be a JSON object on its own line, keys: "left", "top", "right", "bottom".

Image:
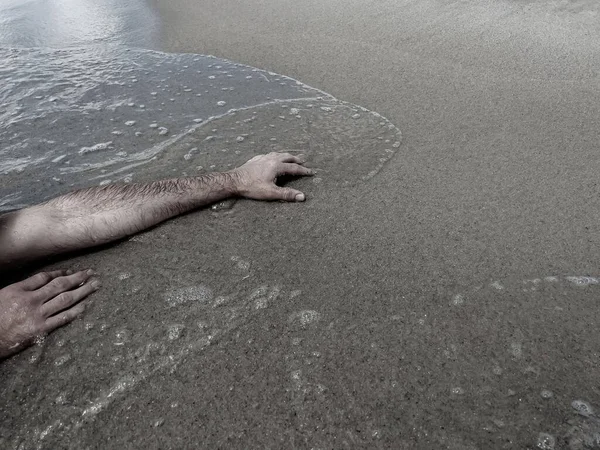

{"left": 2, "top": 0, "right": 600, "bottom": 448}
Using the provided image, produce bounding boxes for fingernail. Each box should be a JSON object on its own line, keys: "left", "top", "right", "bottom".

{"left": 66, "top": 269, "right": 73, "bottom": 275}
{"left": 91, "top": 280, "right": 101, "bottom": 290}
{"left": 86, "top": 269, "right": 95, "bottom": 276}
{"left": 295, "top": 193, "right": 305, "bottom": 202}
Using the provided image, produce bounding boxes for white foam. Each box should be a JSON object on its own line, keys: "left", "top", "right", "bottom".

{"left": 164, "top": 285, "right": 213, "bottom": 307}
{"left": 79, "top": 141, "right": 113, "bottom": 154}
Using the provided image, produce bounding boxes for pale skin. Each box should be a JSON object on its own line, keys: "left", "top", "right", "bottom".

{"left": 0, "top": 152, "right": 313, "bottom": 360}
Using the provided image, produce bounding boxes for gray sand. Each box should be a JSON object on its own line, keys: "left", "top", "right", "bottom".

{"left": 3, "top": 0, "right": 600, "bottom": 448}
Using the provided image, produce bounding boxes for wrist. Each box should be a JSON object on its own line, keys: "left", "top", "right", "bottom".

{"left": 224, "top": 169, "right": 245, "bottom": 197}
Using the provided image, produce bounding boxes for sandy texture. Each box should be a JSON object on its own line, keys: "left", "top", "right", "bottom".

{"left": 2, "top": 0, "right": 600, "bottom": 448}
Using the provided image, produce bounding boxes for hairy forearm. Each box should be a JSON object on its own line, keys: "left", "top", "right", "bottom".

{"left": 0, "top": 172, "right": 237, "bottom": 268}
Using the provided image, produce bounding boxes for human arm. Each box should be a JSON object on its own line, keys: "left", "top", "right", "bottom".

{"left": 0, "top": 152, "right": 313, "bottom": 269}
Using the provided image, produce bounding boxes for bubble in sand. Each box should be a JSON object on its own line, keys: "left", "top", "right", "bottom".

{"left": 290, "top": 108, "right": 300, "bottom": 115}
{"left": 149, "top": 123, "right": 158, "bottom": 128}
{"left": 165, "top": 285, "right": 213, "bottom": 307}
{"left": 79, "top": 141, "right": 113, "bottom": 154}
{"left": 158, "top": 127, "right": 169, "bottom": 136}
{"left": 153, "top": 418, "right": 165, "bottom": 427}
{"left": 167, "top": 324, "right": 185, "bottom": 340}
{"left": 352, "top": 113, "right": 361, "bottom": 119}
{"left": 125, "top": 120, "right": 136, "bottom": 126}
{"left": 290, "top": 310, "right": 321, "bottom": 328}
{"left": 118, "top": 272, "right": 131, "bottom": 281}
{"left": 510, "top": 342, "right": 523, "bottom": 358}
{"left": 491, "top": 281, "right": 504, "bottom": 290}
{"left": 236, "top": 136, "right": 245, "bottom": 143}
{"left": 572, "top": 400, "right": 594, "bottom": 417}
{"left": 541, "top": 390, "right": 554, "bottom": 399}
{"left": 566, "top": 276, "right": 599, "bottom": 286}
{"left": 54, "top": 354, "right": 71, "bottom": 366}
{"left": 320, "top": 106, "right": 332, "bottom": 112}
{"left": 217, "top": 101, "right": 226, "bottom": 107}
{"left": 237, "top": 260, "right": 250, "bottom": 271}
{"left": 254, "top": 298, "right": 268, "bottom": 310}
{"left": 536, "top": 432, "right": 556, "bottom": 450}
{"left": 213, "top": 296, "right": 229, "bottom": 307}
{"left": 451, "top": 294, "right": 464, "bottom": 306}
{"left": 451, "top": 387, "right": 465, "bottom": 395}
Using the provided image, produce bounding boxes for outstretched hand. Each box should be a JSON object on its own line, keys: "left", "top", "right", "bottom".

{"left": 230, "top": 152, "right": 314, "bottom": 202}
{"left": 0, "top": 270, "right": 99, "bottom": 360}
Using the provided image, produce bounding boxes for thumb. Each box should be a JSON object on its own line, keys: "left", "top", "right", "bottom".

{"left": 271, "top": 186, "right": 306, "bottom": 202}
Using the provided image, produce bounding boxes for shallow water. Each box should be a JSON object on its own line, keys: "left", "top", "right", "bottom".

{"left": 0, "top": 45, "right": 401, "bottom": 212}
{"left": 0, "top": 0, "right": 158, "bottom": 48}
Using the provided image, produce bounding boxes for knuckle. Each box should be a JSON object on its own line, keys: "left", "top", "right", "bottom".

{"left": 55, "top": 292, "right": 71, "bottom": 304}
{"left": 50, "top": 277, "right": 70, "bottom": 291}
{"left": 37, "top": 272, "right": 52, "bottom": 283}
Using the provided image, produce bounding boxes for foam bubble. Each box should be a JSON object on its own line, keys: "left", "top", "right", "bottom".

{"left": 491, "top": 281, "right": 504, "bottom": 290}
{"left": 540, "top": 390, "right": 553, "bottom": 399}
{"left": 290, "top": 310, "right": 321, "bottom": 328}
{"left": 254, "top": 298, "right": 268, "bottom": 310}
{"left": 536, "top": 432, "right": 556, "bottom": 450}
{"left": 54, "top": 354, "right": 71, "bottom": 366}
{"left": 164, "top": 285, "right": 213, "bottom": 307}
{"left": 510, "top": 342, "right": 523, "bottom": 358}
{"left": 566, "top": 276, "right": 599, "bottom": 286}
{"left": 572, "top": 399, "right": 595, "bottom": 417}
{"left": 167, "top": 324, "right": 185, "bottom": 340}
{"left": 451, "top": 294, "right": 464, "bottom": 306}
{"left": 79, "top": 141, "right": 113, "bottom": 154}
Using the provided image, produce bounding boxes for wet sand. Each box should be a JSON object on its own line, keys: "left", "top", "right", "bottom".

{"left": 2, "top": 0, "right": 600, "bottom": 448}
{"left": 148, "top": 0, "right": 600, "bottom": 283}
{"left": 146, "top": 0, "right": 600, "bottom": 447}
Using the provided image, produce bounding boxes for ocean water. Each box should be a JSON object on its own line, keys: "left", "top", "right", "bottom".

{"left": 0, "top": 0, "right": 158, "bottom": 48}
